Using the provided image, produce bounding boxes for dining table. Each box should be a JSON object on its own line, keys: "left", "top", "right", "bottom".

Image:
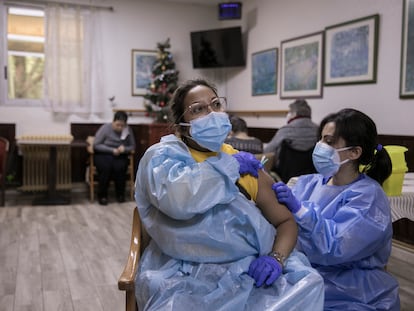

{"left": 388, "top": 172, "right": 414, "bottom": 222}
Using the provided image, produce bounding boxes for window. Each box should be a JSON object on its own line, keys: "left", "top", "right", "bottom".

{"left": 1, "top": 3, "right": 104, "bottom": 113}
{"left": 2, "top": 6, "right": 45, "bottom": 104}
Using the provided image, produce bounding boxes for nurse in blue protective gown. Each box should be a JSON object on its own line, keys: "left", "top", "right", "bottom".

{"left": 134, "top": 79, "right": 324, "bottom": 311}
{"left": 273, "top": 108, "right": 400, "bottom": 311}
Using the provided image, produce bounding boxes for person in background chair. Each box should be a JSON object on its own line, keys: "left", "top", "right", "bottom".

{"left": 93, "top": 110, "right": 135, "bottom": 205}
{"left": 272, "top": 108, "right": 400, "bottom": 310}
{"left": 264, "top": 99, "right": 318, "bottom": 169}
{"left": 225, "top": 115, "right": 264, "bottom": 154}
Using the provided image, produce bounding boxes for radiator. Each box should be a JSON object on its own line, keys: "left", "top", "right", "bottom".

{"left": 17, "top": 136, "right": 73, "bottom": 192}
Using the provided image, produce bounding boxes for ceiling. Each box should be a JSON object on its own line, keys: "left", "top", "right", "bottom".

{"left": 89, "top": 0, "right": 244, "bottom": 7}
{"left": 18, "top": 0, "right": 246, "bottom": 10}
{"left": 144, "top": 0, "right": 241, "bottom": 4}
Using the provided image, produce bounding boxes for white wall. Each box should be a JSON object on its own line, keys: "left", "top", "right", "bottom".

{"left": 0, "top": 0, "right": 220, "bottom": 136}
{"left": 0, "top": 0, "right": 412, "bottom": 137}
{"left": 227, "top": 0, "right": 411, "bottom": 135}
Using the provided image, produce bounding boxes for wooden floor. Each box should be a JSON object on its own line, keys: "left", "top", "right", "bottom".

{"left": 0, "top": 190, "right": 135, "bottom": 311}
{"left": 388, "top": 240, "right": 414, "bottom": 311}
{"left": 0, "top": 190, "right": 413, "bottom": 311}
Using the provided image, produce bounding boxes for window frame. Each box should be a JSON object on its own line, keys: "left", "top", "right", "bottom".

{"left": 1, "top": 3, "right": 46, "bottom": 106}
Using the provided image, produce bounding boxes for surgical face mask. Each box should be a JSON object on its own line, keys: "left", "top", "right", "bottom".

{"left": 180, "top": 112, "right": 231, "bottom": 152}
{"left": 312, "top": 141, "right": 353, "bottom": 177}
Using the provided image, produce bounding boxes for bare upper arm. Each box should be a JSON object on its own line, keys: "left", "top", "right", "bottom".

{"left": 255, "top": 169, "right": 294, "bottom": 227}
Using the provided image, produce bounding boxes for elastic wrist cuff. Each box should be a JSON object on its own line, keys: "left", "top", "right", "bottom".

{"left": 295, "top": 205, "right": 308, "bottom": 218}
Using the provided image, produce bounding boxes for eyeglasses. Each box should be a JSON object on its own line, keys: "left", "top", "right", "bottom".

{"left": 186, "top": 97, "right": 227, "bottom": 117}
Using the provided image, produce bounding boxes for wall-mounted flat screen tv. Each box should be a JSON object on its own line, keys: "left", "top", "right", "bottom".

{"left": 190, "top": 26, "right": 245, "bottom": 69}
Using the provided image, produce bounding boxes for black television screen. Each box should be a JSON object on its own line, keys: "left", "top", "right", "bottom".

{"left": 190, "top": 26, "right": 245, "bottom": 69}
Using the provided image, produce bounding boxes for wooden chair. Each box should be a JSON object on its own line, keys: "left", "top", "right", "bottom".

{"left": 0, "top": 137, "right": 10, "bottom": 207}
{"left": 86, "top": 136, "right": 135, "bottom": 202}
{"left": 118, "top": 207, "right": 150, "bottom": 311}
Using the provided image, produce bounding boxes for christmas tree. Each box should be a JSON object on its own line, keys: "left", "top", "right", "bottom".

{"left": 143, "top": 38, "right": 179, "bottom": 123}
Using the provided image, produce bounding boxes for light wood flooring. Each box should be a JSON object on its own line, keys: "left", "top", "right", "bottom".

{"left": 0, "top": 189, "right": 413, "bottom": 311}
{"left": 0, "top": 189, "right": 135, "bottom": 311}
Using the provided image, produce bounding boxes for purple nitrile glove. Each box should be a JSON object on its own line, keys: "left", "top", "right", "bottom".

{"left": 272, "top": 181, "right": 301, "bottom": 214}
{"left": 248, "top": 255, "right": 282, "bottom": 287}
{"left": 233, "top": 151, "right": 263, "bottom": 178}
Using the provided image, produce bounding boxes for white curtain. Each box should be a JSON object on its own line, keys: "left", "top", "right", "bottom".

{"left": 44, "top": 4, "right": 104, "bottom": 114}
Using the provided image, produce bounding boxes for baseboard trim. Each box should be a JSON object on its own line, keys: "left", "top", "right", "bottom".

{"left": 392, "top": 239, "right": 414, "bottom": 252}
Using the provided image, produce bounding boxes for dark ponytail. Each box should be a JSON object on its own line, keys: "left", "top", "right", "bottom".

{"left": 365, "top": 145, "right": 392, "bottom": 186}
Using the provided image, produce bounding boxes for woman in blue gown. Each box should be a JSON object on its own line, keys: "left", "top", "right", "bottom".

{"left": 134, "top": 79, "right": 324, "bottom": 310}
{"left": 273, "top": 108, "right": 400, "bottom": 310}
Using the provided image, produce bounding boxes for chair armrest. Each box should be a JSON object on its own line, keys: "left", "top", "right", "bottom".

{"left": 118, "top": 207, "right": 142, "bottom": 291}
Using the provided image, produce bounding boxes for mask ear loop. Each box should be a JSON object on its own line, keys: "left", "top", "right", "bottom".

{"left": 177, "top": 119, "right": 197, "bottom": 148}
{"left": 337, "top": 146, "right": 358, "bottom": 168}
{"left": 176, "top": 107, "right": 191, "bottom": 140}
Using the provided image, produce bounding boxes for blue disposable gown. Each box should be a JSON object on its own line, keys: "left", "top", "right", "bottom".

{"left": 292, "top": 174, "right": 400, "bottom": 311}
{"left": 134, "top": 134, "right": 324, "bottom": 311}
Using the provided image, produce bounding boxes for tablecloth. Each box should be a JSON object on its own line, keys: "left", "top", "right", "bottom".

{"left": 388, "top": 172, "right": 414, "bottom": 222}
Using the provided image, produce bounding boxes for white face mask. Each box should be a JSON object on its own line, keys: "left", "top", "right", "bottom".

{"left": 179, "top": 112, "right": 231, "bottom": 152}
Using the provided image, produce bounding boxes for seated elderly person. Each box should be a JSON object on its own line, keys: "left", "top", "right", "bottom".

{"left": 225, "top": 115, "right": 263, "bottom": 154}
{"left": 93, "top": 110, "right": 135, "bottom": 205}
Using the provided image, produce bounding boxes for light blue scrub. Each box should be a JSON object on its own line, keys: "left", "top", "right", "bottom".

{"left": 292, "top": 174, "right": 400, "bottom": 311}
{"left": 134, "top": 134, "right": 324, "bottom": 311}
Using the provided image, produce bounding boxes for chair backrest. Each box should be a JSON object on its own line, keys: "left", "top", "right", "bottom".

{"left": 0, "top": 137, "right": 10, "bottom": 180}
{"left": 86, "top": 136, "right": 94, "bottom": 154}
{"left": 0, "top": 137, "right": 10, "bottom": 206}
{"left": 275, "top": 140, "right": 316, "bottom": 183}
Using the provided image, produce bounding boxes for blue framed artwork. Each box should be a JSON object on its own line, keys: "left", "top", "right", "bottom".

{"left": 132, "top": 49, "right": 157, "bottom": 96}
{"left": 252, "top": 48, "right": 278, "bottom": 96}
{"left": 324, "top": 14, "right": 379, "bottom": 86}
{"left": 280, "top": 32, "right": 324, "bottom": 99}
{"left": 400, "top": 0, "right": 414, "bottom": 98}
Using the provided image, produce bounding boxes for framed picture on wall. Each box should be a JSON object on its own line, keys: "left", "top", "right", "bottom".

{"left": 324, "top": 14, "right": 379, "bottom": 86}
{"left": 131, "top": 49, "right": 158, "bottom": 96}
{"left": 400, "top": 0, "right": 414, "bottom": 98}
{"left": 252, "top": 48, "right": 278, "bottom": 96}
{"left": 280, "top": 32, "right": 324, "bottom": 99}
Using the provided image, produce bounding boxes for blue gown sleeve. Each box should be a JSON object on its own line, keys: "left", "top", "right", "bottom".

{"left": 292, "top": 176, "right": 392, "bottom": 266}
{"left": 136, "top": 136, "right": 241, "bottom": 220}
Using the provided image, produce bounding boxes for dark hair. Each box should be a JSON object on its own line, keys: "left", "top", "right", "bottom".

{"left": 289, "top": 99, "right": 311, "bottom": 118}
{"left": 114, "top": 110, "right": 128, "bottom": 123}
{"left": 169, "top": 78, "right": 218, "bottom": 124}
{"left": 319, "top": 108, "right": 392, "bottom": 185}
{"left": 229, "top": 115, "right": 248, "bottom": 134}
